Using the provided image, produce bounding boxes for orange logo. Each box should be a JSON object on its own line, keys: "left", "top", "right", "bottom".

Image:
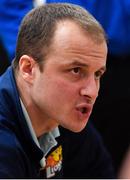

{"left": 46, "top": 145, "right": 62, "bottom": 178}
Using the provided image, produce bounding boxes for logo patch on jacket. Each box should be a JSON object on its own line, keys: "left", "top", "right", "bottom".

{"left": 46, "top": 145, "right": 62, "bottom": 178}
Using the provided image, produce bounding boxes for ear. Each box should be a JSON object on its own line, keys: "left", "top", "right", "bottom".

{"left": 19, "top": 55, "right": 36, "bottom": 83}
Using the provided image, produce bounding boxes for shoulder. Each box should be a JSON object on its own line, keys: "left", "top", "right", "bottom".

{"left": 0, "top": 126, "right": 27, "bottom": 178}
{"left": 59, "top": 122, "right": 115, "bottom": 178}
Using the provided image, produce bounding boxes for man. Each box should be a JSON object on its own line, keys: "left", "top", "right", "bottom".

{"left": 0, "top": 3, "right": 112, "bottom": 178}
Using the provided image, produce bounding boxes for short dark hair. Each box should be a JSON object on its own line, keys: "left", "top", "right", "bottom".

{"left": 13, "top": 3, "right": 106, "bottom": 71}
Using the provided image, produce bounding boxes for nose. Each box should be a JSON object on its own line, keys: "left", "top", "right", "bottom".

{"left": 80, "top": 76, "right": 99, "bottom": 103}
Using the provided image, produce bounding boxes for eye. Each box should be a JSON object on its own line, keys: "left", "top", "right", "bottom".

{"left": 95, "top": 71, "right": 103, "bottom": 80}
{"left": 71, "top": 67, "right": 81, "bottom": 74}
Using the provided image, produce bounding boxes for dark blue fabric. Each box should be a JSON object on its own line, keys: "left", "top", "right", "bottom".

{"left": 0, "top": 66, "right": 115, "bottom": 178}
{"left": 0, "top": 0, "right": 33, "bottom": 62}
{"left": 59, "top": 123, "right": 115, "bottom": 178}
{"left": 0, "top": 67, "right": 43, "bottom": 178}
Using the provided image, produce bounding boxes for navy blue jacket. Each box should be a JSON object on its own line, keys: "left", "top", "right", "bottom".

{"left": 0, "top": 66, "right": 115, "bottom": 178}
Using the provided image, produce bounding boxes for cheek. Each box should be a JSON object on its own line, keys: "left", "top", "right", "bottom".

{"left": 55, "top": 80, "right": 77, "bottom": 96}
{"left": 48, "top": 79, "right": 78, "bottom": 105}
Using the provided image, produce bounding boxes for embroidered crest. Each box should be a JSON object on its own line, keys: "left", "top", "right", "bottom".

{"left": 46, "top": 145, "right": 62, "bottom": 178}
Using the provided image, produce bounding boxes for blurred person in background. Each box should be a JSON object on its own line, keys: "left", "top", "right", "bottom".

{"left": 0, "top": 1, "right": 34, "bottom": 63}
{"left": 118, "top": 146, "right": 130, "bottom": 179}
{"left": 0, "top": 1, "right": 43, "bottom": 72}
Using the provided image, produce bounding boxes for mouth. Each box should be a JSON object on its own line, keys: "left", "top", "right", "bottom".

{"left": 76, "top": 103, "right": 92, "bottom": 117}
{"left": 80, "top": 107, "right": 88, "bottom": 114}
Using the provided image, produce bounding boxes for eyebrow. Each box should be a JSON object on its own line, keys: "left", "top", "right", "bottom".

{"left": 64, "top": 60, "right": 106, "bottom": 72}
{"left": 66, "top": 60, "right": 89, "bottom": 67}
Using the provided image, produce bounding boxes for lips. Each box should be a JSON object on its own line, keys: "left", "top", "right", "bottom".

{"left": 75, "top": 103, "right": 92, "bottom": 117}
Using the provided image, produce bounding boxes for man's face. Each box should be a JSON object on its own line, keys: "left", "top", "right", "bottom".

{"left": 31, "top": 21, "right": 107, "bottom": 132}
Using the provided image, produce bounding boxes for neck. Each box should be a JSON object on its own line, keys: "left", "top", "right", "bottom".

{"left": 17, "top": 77, "right": 58, "bottom": 137}
{"left": 21, "top": 97, "right": 58, "bottom": 137}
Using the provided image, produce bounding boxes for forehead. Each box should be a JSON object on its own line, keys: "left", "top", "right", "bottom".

{"left": 50, "top": 20, "right": 106, "bottom": 53}
{"left": 51, "top": 20, "right": 107, "bottom": 52}
{"left": 52, "top": 20, "right": 88, "bottom": 48}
